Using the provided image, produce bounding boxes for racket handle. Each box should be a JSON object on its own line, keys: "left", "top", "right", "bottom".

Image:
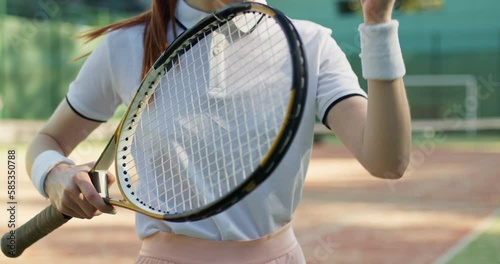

{"left": 1, "top": 205, "right": 71, "bottom": 258}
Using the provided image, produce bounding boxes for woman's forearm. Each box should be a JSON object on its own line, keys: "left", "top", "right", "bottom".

{"left": 26, "top": 134, "right": 65, "bottom": 177}
{"left": 360, "top": 78, "right": 411, "bottom": 178}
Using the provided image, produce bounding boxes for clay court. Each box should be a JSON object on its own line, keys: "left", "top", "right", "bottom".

{"left": 1, "top": 134, "right": 499, "bottom": 264}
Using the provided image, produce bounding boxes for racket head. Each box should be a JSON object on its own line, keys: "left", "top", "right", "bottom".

{"left": 112, "top": 2, "right": 307, "bottom": 221}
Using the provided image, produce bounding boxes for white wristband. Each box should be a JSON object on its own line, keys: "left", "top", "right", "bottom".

{"left": 359, "top": 20, "right": 406, "bottom": 80}
{"left": 31, "top": 150, "right": 75, "bottom": 198}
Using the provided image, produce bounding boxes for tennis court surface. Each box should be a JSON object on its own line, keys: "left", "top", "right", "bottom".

{"left": 1, "top": 137, "right": 499, "bottom": 263}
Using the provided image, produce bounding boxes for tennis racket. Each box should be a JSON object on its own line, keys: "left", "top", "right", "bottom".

{"left": 1, "top": 2, "right": 307, "bottom": 258}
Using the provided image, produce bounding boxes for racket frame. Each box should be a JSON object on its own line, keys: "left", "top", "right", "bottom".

{"left": 109, "top": 2, "right": 308, "bottom": 221}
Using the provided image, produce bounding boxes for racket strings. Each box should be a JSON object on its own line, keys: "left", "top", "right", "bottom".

{"left": 122, "top": 14, "right": 292, "bottom": 214}
{"left": 134, "top": 51, "right": 288, "bottom": 211}
{"left": 124, "top": 37, "right": 288, "bottom": 174}
{"left": 128, "top": 59, "right": 288, "bottom": 206}
{"left": 121, "top": 17, "right": 286, "bottom": 148}
{"left": 129, "top": 56, "right": 287, "bottom": 172}
{"left": 124, "top": 37, "right": 288, "bottom": 179}
{"left": 131, "top": 62, "right": 288, "bottom": 212}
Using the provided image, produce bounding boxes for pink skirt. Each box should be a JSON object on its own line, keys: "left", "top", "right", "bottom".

{"left": 135, "top": 222, "right": 305, "bottom": 264}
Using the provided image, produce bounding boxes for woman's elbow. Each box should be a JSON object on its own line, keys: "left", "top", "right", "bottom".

{"left": 364, "top": 154, "right": 410, "bottom": 180}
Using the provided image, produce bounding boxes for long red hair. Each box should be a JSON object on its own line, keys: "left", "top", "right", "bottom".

{"left": 79, "top": 0, "right": 178, "bottom": 79}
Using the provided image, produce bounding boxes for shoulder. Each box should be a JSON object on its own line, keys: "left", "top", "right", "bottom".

{"left": 287, "top": 19, "right": 347, "bottom": 69}
{"left": 288, "top": 18, "right": 343, "bottom": 60}
{"left": 289, "top": 19, "right": 333, "bottom": 44}
{"left": 100, "top": 24, "right": 145, "bottom": 71}
{"left": 105, "top": 24, "right": 145, "bottom": 49}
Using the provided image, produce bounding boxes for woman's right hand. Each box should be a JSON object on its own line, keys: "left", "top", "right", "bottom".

{"left": 44, "top": 162, "right": 116, "bottom": 219}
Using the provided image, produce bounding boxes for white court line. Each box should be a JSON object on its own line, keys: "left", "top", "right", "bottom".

{"left": 433, "top": 208, "right": 500, "bottom": 264}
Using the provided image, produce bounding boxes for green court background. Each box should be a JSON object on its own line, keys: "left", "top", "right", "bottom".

{"left": 0, "top": 0, "right": 499, "bottom": 121}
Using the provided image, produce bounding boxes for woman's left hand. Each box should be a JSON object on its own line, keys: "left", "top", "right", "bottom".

{"left": 360, "top": 0, "right": 397, "bottom": 25}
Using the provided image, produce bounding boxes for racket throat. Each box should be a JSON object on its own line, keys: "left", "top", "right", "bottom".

{"left": 90, "top": 170, "right": 110, "bottom": 198}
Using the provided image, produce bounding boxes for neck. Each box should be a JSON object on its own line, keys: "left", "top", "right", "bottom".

{"left": 184, "top": 0, "right": 248, "bottom": 13}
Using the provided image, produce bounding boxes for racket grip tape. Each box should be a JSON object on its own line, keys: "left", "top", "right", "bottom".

{"left": 1, "top": 205, "right": 71, "bottom": 258}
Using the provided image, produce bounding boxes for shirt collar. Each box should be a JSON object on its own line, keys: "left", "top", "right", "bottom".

{"left": 176, "top": 0, "right": 268, "bottom": 30}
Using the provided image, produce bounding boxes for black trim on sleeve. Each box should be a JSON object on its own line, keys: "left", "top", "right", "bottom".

{"left": 321, "top": 94, "right": 367, "bottom": 130}
{"left": 65, "top": 96, "right": 107, "bottom": 123}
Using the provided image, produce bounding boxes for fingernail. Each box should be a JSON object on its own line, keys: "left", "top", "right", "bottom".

{"left": 110, "top": 210, "right": 117, "bottom": 215}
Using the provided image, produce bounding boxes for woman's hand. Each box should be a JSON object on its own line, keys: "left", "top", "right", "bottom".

{"left": 360, "top": 0, "right": 397, "bottom": 25}
{"left": 44, "top": 162, "right": 116, "bottom": 219}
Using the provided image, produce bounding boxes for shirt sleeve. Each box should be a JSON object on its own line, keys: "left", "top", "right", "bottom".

{"left": 66, "top": 36, "right": 122, "bottom": 122}
{"left": 316, "top": 31, "right": 367, "bottom": 128}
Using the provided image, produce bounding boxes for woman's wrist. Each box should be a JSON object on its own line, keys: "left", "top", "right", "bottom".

{"left": 363, "top": 12, "right": 392, "bottom": 25}
{"left": 31, "top": 150, "right": 75, "bottom": 198}
{"left": 358, "top": 20, "right": 406, "bottom": 80}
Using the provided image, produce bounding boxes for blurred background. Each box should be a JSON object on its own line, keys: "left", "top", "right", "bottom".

{"left": 1, "top": 0, "right": 499, "bottom": 126}
{"left": 0, "top": 0, "right": 499, "bottom": 263}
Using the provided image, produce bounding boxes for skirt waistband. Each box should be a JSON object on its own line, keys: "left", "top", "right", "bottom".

{"left": 139, "top": 223, "right": 298, "bottom": 264}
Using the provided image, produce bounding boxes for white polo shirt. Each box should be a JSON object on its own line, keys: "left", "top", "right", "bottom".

{"left": 67, "top": 0, "right": 367, "bottom": 240}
